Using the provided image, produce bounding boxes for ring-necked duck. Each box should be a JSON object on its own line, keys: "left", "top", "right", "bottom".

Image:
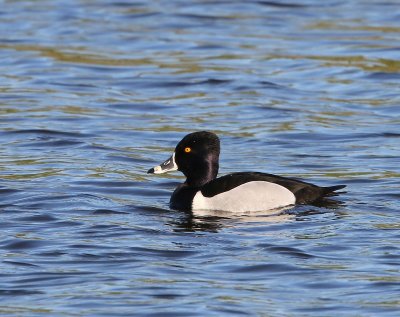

{"left": 148, "top": 131, "right": 345, "bottom": 213}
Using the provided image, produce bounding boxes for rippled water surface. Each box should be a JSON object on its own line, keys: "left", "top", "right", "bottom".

{"left": 1, "top": 0, "right": 399, "bottom": 316}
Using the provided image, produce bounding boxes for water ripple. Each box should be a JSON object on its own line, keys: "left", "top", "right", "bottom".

{"left": 1, "top": 0, "right": 399, "bottom": 316}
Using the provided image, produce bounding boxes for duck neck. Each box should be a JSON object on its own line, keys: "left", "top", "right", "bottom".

{"left": 185, "top": 158, "right": 219, "bottom": 188}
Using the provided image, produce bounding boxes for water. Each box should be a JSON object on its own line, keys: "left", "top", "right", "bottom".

{"left": 1, "top": 0, "right": 399, "bottom": 316}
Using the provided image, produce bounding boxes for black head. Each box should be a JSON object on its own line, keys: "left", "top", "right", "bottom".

{"left": 148, "top": 131, "right": 220, "bottom": 187}
{"left": 175, "top": 131, "right": 220, "bottom": 183}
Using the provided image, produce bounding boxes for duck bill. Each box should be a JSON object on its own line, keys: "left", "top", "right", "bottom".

{"left": 147, "top": 153, "right": 178, "bottom": 174}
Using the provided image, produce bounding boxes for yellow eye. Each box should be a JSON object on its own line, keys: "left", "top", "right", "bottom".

{"left": 184, "top": 147, "right": 191, "bottom": 153}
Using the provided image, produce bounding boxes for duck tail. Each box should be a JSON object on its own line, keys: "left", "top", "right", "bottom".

{"left": 323, "top": 185, "right": 346, "bottom": 197}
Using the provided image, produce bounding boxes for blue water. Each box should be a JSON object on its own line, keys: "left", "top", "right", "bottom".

{"left": 1, "top": 0, "right": 399, "bottom": 316}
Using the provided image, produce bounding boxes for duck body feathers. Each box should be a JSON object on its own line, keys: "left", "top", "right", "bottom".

{"left": 170, "top": 172, "right": 346, "bottom": 212}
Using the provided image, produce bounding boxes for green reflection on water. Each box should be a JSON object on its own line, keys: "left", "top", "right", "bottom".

{"left": 307, "top": 21, "right": 400, "bottom": 34}
{"left": 1, "top": 169, "right": 62, "bottom": 180}
{"left": 0, "top": 44, "right": 152, "bottom": 66}
{"left": 265, "top": 54, "right": 400, "bottom": 73}
{"left": 3, "top": 43, "right": 399, "bottom": 73}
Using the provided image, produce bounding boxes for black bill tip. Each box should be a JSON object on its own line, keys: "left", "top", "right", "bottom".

{"left": 147, "top": 168, "right": 155, "bottom": 174}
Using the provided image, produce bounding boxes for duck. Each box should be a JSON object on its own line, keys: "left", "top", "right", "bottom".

{"left": 147, "top": 131, "right": 345, "bottom": 213}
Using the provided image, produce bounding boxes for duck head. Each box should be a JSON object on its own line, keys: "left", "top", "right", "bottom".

{"left": 148, "top": 131, "right": 220, "bottom": 187}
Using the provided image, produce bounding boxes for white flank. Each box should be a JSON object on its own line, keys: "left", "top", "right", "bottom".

{"left": 192, "top": 181, "right": 296, "bottom": 215}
